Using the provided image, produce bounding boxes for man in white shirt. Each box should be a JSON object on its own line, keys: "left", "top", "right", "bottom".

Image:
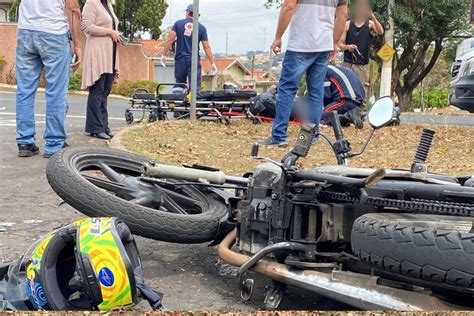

{"left": 259, "top": 0, "right": 348, "bottom": 146}
{"left": 16, "top": 0, "right": 82, "bottom": 158}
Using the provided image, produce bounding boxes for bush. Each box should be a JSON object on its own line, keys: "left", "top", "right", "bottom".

{"left": 413, "top": 88, "right": 450, "bottom": 109}
{"left": 69, "top": 69, "right": 83, "bottom": 91}
{"left": 111, "top": 80, "right": 159, "bottom": 97}
{"left": 0, "top": 55, "right": 6, "bottom": 83}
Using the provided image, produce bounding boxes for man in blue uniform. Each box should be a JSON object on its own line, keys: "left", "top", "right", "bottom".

{"left": 162, "top": 4, "right": 217, "bottom": 90}
{"left": 321, "top": 65, "right": 365, "bottom": 128}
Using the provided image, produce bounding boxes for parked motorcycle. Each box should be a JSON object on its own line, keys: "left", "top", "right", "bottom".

{"left": 46, "top": 97, "right": 474, "bottom": 310}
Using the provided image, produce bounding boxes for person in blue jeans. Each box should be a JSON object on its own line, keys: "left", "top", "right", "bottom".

{"left": 161, "top": 4, "right": 217, "bottom": 90}
{"left": 259, "top": 0, "right": 348, "bottom": 147}
{"left": 16, "top": 0, "right": 82, "bottom": 158}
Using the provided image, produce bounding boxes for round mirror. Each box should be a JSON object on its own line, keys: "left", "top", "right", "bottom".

{"left": 367, "top": 97, "right": 395, "bottom": 129}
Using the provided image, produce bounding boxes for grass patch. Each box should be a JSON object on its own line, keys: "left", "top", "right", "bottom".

{"left": 122, "top": 121, "right": 474, "bottom": 177}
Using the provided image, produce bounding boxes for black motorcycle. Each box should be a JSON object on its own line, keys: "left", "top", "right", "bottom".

{"left": 46, "top": 97, "right": 474, "bottom": 310}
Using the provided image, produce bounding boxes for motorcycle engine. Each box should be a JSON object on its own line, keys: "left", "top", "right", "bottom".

{"left": 237, "top": 163, "right": 282, "bottom": 254}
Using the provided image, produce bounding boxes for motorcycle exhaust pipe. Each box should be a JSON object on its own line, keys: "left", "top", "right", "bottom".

{"left": 218, "top": 230, "right": 463, "bottom": 311}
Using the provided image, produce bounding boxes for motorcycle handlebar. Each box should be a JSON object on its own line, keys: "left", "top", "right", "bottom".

{"left": 141, "top": 163, "right": 249, "bottom": 186}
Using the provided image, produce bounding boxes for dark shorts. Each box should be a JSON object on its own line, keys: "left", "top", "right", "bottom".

{"left": 175, "top": 58, "right": 202, "bottom": 90}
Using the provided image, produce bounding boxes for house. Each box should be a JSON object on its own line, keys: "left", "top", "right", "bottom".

{"left": 201, "top": 58, "right": 255, "bottom": 91}
{"left": 0, "top": 0, "right": 13, "bottom": 22}
{"left": 252, "top": 70, "right": 279, "bottom": 93}
{"left": 135, "top": 39, "right": 176, "bottom": 85}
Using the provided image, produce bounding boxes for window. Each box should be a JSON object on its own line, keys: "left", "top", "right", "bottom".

{"left": 0, "top": 8, "right": 7, "bottom": 22}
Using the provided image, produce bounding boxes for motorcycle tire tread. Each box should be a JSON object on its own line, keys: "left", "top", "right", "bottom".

{"left": 352, "top": 213, "right": 474, "bottom": 289}
{"left": 46, "top": 147, "right": 228, "bottom": 244}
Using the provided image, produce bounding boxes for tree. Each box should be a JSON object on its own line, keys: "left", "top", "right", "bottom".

{"left": 388, "top": 0, "right": 469, "bottom": 110}
{"left": 265, "top": 0, "right": 470, "bottom": 111}
{"left": 9, "top": 0, "right": 168, "bottom": 40}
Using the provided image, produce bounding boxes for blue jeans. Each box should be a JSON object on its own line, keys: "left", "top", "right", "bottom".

{"left": 175, "top": 58, "right": 202, "bottom": 91}
{"left": 16, "top": 29, "right": 70, "bottom": 155}
{"left": 272, "top": 50, "right": 330, "bottom": 142}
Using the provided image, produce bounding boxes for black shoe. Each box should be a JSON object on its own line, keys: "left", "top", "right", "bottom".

{"left": 43, "top": 143, "right": 69, "bottom": 159}
{"left": 257, "top": 136, "right": 288, "bottom": 147}
{"left": 90, "top": 133, "right": 111, "bottom": 140}
{"left": 106, "top": 131, "right": 114, "bottom": 138}
{"left": 18, "top": 144, "right": 40, "bottom": 158}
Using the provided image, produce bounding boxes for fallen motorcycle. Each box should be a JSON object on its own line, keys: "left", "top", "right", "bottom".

{"left": 46, "top": 97, "right": 474, "bottom": 310}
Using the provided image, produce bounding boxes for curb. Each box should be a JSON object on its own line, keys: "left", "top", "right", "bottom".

{"left": 109, "top": 123, "right": 144, "bottom": 152}
{"left": 0, "top": 83, "right": 129, "bottom": 100}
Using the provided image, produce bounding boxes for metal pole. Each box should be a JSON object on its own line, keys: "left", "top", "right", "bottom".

{"left": 379, "top": 0, "right": 394, "bottom": 97}
{"left": 190, "top": 0, "right": 200, "bottom": 120}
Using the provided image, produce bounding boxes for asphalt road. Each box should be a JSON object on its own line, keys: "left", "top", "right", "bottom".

{"left": 0, "top": 91, "right": 348, "bottom": 311}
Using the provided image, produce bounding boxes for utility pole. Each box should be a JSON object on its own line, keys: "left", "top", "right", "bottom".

{"left": 169, "top": 0, "right": 172, "bottom": 25}
{"left": 268, "top": 45, "right": 273, "bottom": 72}
{"left": 260, "top": 27, "right": 267, "bottom": 52}
{"left": 379, "top": 0, "right": 395, "bottom": 98}
{"left": 226, "top": 32, "right": 229, "bottom": 56}
{"left": 190, "top": 0, "right": 200, "bottom": 120}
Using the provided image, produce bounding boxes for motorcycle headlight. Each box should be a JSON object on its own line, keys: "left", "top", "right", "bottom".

{"left": 460, "top": 58, "right": 474, "bottom": 77}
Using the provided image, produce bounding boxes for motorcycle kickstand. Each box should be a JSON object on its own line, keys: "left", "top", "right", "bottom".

{"left": 263, "top": 281, "right": 287, "bottom": 310}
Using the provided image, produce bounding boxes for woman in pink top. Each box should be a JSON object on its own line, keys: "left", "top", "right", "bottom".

{"left": 81, "top": 0, "right": 122, "bottom": 140}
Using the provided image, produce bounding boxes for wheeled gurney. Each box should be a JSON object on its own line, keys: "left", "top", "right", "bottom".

{"left": 125, "top": 83, "right": 261, "bottom": 125}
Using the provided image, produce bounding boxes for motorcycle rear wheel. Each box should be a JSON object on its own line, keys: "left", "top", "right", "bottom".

{"left": 352, "top": 213, "right": 474, "bottom": 291}
{"left": 46, "top": 147, "right": 228, "bottom": 244}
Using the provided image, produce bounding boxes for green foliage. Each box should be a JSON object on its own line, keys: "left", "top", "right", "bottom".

{"left": 111, "top": 0, "right": 168, "bottom": 40}
{"left": 111, "top": 80, "right": 158, "bottom": 97}
{"left": 69, "top": 70, "right": 83, "bottom": 91}
{"left": 8, "top": 0, "right": 19, "bottom": 22}
{"left": 9, "top": 0, "right": 167, "bottom": 40}
{"left": 413, "top": 88, "right": 450, "bottom": 109}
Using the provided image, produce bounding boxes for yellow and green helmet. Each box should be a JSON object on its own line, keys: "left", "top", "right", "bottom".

{"left": 25, "top": 218, "right": 162, "bottom": 311}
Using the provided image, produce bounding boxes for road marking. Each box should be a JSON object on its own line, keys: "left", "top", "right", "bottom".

{"left": 0, "top": 118, "right": 46, "bottom": 127}
{"left": 0, "top": 112, "right": 123, "bottom": 121}
{"left": 0, "top": 97, "right": 46, "bottom": 103}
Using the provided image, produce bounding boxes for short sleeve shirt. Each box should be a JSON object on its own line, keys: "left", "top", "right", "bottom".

{"left": 287, "top": 0, "right": 347, "bottom": 53}
{"left": 172, "top": 18, "right": 209, "bottom": 60}
{"left": 18, "top": 0, "right": 69, "bottom": 35}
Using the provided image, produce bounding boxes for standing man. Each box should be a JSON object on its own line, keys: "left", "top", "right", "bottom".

{"left": 259, "top": 0, "right": 348, "bottom": 146}
{"left": 16, "top": 0, "right": 82, "bottom": 158}
{"left": 162, "top": 4, "right": 217, "bottom": 90}
{"left": 338, "top": 0, "right": 384, "bottom": 95}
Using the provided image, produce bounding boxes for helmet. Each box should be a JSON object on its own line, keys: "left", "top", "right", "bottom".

{"left": 24, "top": 218, "right": 162, "bottom": 311}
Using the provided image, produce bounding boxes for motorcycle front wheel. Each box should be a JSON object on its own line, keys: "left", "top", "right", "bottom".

{"left": 46, "top": 147, "right": 228, "bottom": 244}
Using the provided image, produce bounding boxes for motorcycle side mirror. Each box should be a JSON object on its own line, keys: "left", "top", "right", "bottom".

{"left": 367, "top": 97, "right": 396, "bottom": 129}
{"left": 346, "top": 97, "right": 396, "bottom": 160}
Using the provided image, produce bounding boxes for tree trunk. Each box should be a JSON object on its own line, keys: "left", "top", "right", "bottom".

{"left": 397, "top": 88, "right": 415, "bottom": 112}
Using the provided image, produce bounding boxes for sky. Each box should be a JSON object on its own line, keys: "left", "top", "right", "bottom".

{"left": 162, "top": 0, "right": 284, "bottom": 54}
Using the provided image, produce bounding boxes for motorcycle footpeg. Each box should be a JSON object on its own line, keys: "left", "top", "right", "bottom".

{"left": 240, "top": 278, "right": 255, "bottom": 301}
{"left": 263, "top": 283, "right": 286, "bottom": 310}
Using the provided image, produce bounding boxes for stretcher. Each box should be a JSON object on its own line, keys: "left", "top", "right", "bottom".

{"left": 125, "top": 83, "right": 262, "bottom": 125}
